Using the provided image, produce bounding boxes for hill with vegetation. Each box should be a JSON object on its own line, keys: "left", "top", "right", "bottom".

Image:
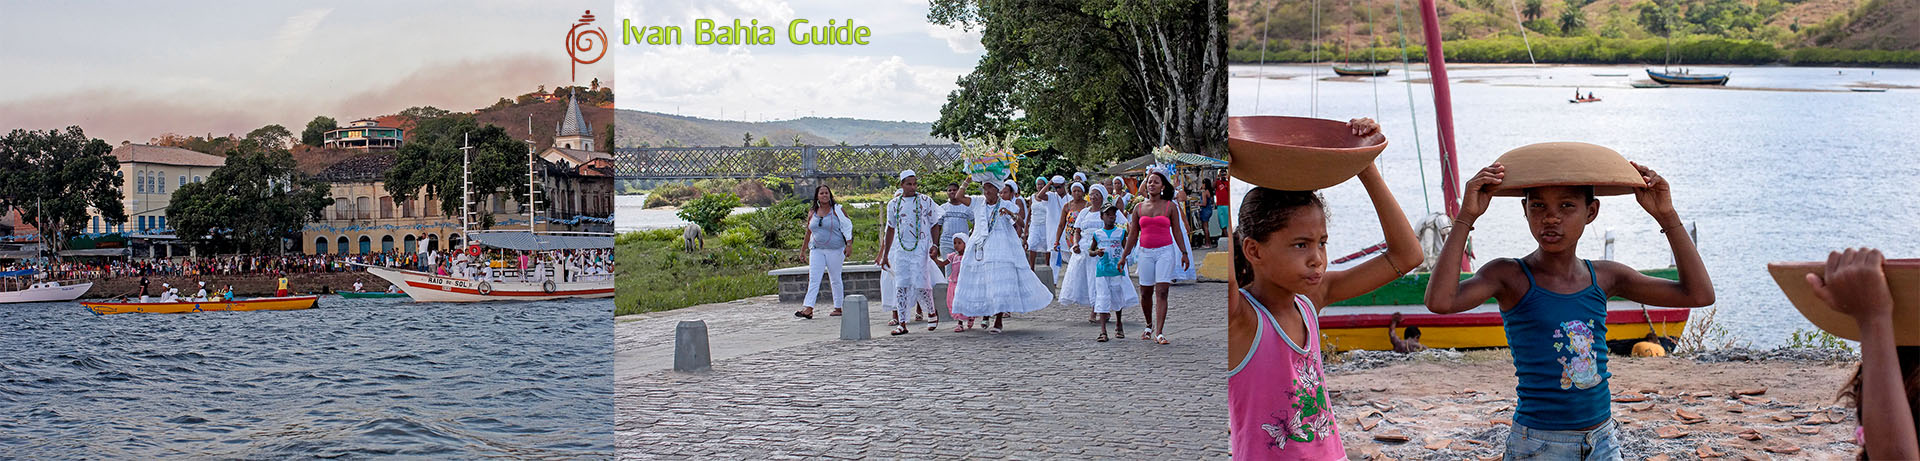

{"left": 614, "top": 109, "right": 946, "bottom": 148}
{"left": 1228, "top": 0, "right": 1920, "bottom": 65}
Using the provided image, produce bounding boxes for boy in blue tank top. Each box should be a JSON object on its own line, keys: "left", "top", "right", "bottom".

{"left": 1425, "top": 161, "right": 1715, "bottom": 460}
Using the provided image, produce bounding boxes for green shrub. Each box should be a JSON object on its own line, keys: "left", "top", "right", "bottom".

{"left": 644, "top": 183, "right": 702, "bottom": 207}
{"left": 678, "top": 193, "right": 740, "bottom": 233}
{"left": 616, "top": 228, "right": 679, "bottom": 245}
{"left": 743, "top": 198, "right": 809, "bottom": 249}
{"left": 1784, "top": 328, "right": 1855, "bottom": 353}
{"left": 718, "top": 226, "right": 756, "bottom": 248}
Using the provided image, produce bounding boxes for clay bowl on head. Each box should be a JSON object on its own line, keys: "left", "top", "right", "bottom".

{"left": 1768, "top": 258, "right": 1920, "bottom": 345}
{"left": 1488, "top": 142, "right": 1647, "bottom": 197}
{"left": 1227, "top": 116, "right": 1387, "bottom": 191}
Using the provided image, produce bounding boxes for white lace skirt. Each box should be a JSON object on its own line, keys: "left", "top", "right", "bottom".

{"left": 1091, "top": 275, "right": 1140, "bottom": 314}
{"left": 1056, "top": 252, "right": 1096, "bottom": 307}
{"left": 952, "top": 230, "right": 1054, "bottom": 317}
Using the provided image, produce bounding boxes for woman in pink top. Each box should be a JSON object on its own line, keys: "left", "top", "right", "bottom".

{"left": 1120, "top": 168, "right": 1190, "bottom": 345}
{"left": 1229, "top": 119, "right": 1421, "bottom": 460}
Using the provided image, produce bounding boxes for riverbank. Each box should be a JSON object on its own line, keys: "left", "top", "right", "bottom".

{"left": 78, "top": 272, "right": 390, "bottom": 299}
{"left": 1324, "top": 348, "right": 1862, "bottom": 459}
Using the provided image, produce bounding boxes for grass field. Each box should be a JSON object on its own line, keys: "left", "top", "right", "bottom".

{"left": 615, "top": 203, "right": 887, "bottom": 316}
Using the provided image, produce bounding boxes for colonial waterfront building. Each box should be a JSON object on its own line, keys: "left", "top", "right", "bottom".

{"left": 301, "top": 153, "right": 462, "bottom": 256}
{"left": 322, "top": 118, "right": 404, "bottom": 150}
{"left": 88, "top": 142, "right": 226, "bottom": 258}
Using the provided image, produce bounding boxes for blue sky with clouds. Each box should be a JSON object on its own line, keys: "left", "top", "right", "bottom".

{"left": 613, "top": 0, "right": 984, "bottom": 122}
{"left": 0, "top": 1, "right": 615, "bottom": 144}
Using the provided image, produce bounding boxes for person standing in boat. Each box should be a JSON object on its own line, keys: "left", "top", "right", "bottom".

{"left": 1121, "top": 166, "right": 1193, "bottom": 345}
{"left": 880, "top": 171, "right": 940, "bottom": 334}
{"left": 795, "top": 184, "right": 852, "bottom": 320}
{"left": 1425, "top": 159, "right": 1714, "bottom": 459}
{"left": 138, "top": 273, "right": 151, "bottom": 303}
{"left": 276, "top": 272, "right": 289, "bottom": 297}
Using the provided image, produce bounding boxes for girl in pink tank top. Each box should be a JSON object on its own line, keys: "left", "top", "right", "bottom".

{"left": 1228, "top": 119, "right": 1423, "bottom": 461}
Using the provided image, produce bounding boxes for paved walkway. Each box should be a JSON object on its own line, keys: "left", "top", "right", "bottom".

{"left": 616, "top": 278, "right": 1229, "bottom": 459}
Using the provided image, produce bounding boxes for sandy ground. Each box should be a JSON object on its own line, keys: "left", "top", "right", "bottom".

{"left": 1322, "top": 350, "right": 1862, "bottom": 460}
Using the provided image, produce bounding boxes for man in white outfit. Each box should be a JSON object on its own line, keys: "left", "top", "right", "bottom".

{"left": 881, "top": 170, "right": 940, "bottom": 335}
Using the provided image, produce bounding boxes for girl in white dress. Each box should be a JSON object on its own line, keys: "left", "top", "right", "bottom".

{"left": 1055, "top": 184, "right": 1107, "bottom": 310}
{"left": 952, "top": 180, "right": 1055, "bottom": 334}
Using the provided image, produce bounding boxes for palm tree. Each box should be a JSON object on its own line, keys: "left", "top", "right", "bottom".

{"left": 1558, "top": 4, "right": 1586, "bottom": 34}
{"left": 1522, "top": 0, "right": 1544, "bottom": 22}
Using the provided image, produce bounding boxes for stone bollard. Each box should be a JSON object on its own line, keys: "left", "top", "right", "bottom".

{"left": 674, "top": 320, "right": 711, "bottom": 372}
{"left": 841, "top": 294, "right": 870, "bottom": 340}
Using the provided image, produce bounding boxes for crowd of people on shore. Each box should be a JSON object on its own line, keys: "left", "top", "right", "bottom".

{"left": 5, "top": 246, "right": 613, "bottom": 289}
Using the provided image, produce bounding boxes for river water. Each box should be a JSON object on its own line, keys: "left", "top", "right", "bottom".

{"left": 1230, "top": 63, "right": 1920, "bottom": 348}
{"left": 0, "top": 296, "right": 612, "bottom": 459}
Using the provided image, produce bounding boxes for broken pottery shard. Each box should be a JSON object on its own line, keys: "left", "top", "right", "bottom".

{"left": 1490, "top": 417, "right": 1512, "bottom": 426}
{"left": 1734, "top": 387, "right": 1766, "bottom": 396}
{"left": 1738, "top": 429, "right": 1763, "bottom": 441}
{"left": 1738, "top": 396, "right": 1770, "bottom": 406}
{"left": 1795, "top": 426, "right": 1819, "bottom": 435}
{"left": 1373, "top": 431, "right": 1412, "bottom": 443}
{"left": 1613, "top": 394, "right": 1649, "bottom": 403}
{"left": 1627, "top": 402, "right": 1655, "bottom": 412}
{"left": 1697, "top": 444, "right": 1724, "bottom": 458}
{"left": 1656, "top": 426, "right": 1690, "bottom": 439}
{"left": 1425, "top": 439, "right": 1452, "bottom": 450}
{"left": 1772, "top": 414, "right": 1797, "bottom": 422}
{"left": 1764, "top": 443, "right": 1802, "bottom": 454}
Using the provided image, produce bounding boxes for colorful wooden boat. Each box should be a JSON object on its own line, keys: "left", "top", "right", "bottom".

{"left": 357, "top": 265, "right": 613, "bottom": 303}
{"left": 1332, "top": 65, "right": 1390, "bottom": 77}
{"left": 1569, "top": 97, "right": 1602, "bottom": 104}
{"left": 1645, "top": 69, "right": 1728, "bottom": 85}
{"left": 338, "top": 291, "right": 409, "bottom": 299}
{"left": 82, "top": 295, "right": 319, "bottom": 315}
{"left": 1316, "top": 267, "right": 1689, "bottom": 352}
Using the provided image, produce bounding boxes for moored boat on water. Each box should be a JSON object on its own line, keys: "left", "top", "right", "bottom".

{"left": 82, "top": 295, "right": 319, "bottom": 315}
{"left": 0, "top": 269, "right": 93, "bottom": 304}
{"left": 338, "top": 291, "right": 410, "bottom": 299}
{"left": 1332, "top": 65, "right": 1390, "bottom": 77}
{"left": 1569, "top": 97, "right": 1602, "bottom": 103}
{"left": 1646, "top": 69, "right": 1729, "bottom": 85}
{"left": 356, "top": 231, "right": 613, "bottom": 303}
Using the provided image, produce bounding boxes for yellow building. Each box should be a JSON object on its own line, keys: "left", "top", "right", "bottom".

{"left": 322, "top": 119, "right": 404, "bottom": 150}
{"left": 301, "top": 154, "right": 463, "bottom": 255}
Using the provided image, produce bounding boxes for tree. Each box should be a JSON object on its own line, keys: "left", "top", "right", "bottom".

{"left": 742, "top": 132, "right": 753, "bottom": 147}
{"left": 1559, "top": 4, "right": 1587, "bottom": 34}
{"left": 395, "top": 106, "right": 452, "bottom": 131}
{"left": 245, "top": 124, "right": 294, "bottom": 151}
{"left": 302, "top": 116, "right": 338, "bottom": 147}
{"left": 0, "top": 127, "right": 126, "bottom": 255}
{"left": 1523, "top": 0, "right": 1545, "bottom": 22}
{"left": 167, "top": 140, "right": 330, "bottom": 254}
{"left": 929, "top": 0, "right": 1227, "bottom": 167}
{"left": 383, "top": 114, "right": 530, "bottom": 221}
{"left": 603, "top": 123, "right": 616, "bottom": 153}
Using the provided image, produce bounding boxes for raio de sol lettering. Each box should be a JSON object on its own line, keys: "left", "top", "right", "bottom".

{"left": 622, "top": 18, "right": 871, "bottom": 46}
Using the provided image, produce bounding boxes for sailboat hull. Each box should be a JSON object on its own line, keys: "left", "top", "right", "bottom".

{"left": 357, "top": 264, "right": 613, "bottom": 303}
{"left": 1332, "top": 66, "right": 1390, "bottom": 77}
{"left": 1646, "top": 69, "right": 1728, "bottom": 85}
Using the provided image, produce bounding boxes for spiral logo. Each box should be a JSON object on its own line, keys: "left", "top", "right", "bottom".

{"left": 567, "top": 10, "right": 606, "bottom": 82}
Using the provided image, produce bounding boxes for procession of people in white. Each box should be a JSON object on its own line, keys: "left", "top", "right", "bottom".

{"left": 795, "top": 164, "right": 1210, "bottom": 343}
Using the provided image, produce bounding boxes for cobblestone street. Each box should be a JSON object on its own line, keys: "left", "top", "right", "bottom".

{"left": 616, "top": 281, "right": 1229, "bottom": 459}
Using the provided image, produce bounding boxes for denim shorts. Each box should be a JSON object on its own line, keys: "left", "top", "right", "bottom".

{"left": 1505, "top": 419, "right": 1621, "bottom": 461}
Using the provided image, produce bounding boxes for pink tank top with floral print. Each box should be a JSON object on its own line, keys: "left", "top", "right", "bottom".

{"left": 1228, "top": 289, "right": 1345, "bottom": 460}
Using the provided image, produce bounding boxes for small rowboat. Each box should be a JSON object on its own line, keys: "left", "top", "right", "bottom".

{"left": 1332, "top": 65, "right": 1390, "bottom": 77}
{"left": 1317, "top": 268, "right": 1688, "bottom": 352}
{"left": 1569, "top": 97, "right": 1602, "bottom": 104}
{"left": 338, "top": 291, "right": 409, "bottom": 299}
{"left": 1646, "top": 69, "right": 1728, "bottom": 85}
{"left": 1630, "top": 82, "right": 1670, "bottom": 88}
{"left": 1850, "top": 87, "right": 1889, "bottom": 93}
{"left": 82, "top": 295, "right": 319, "bottom": 315}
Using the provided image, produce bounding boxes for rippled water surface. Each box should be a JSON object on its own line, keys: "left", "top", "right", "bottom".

{"left": 0, "top": 296, "right": 612, "bottom": 459}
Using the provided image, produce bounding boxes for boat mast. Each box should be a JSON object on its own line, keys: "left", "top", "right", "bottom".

{"left": 460, "top": 132, "right": 472, "bottom": 234}
{"left": 1415, "top": 0, "right": 1468, "bottom": 271}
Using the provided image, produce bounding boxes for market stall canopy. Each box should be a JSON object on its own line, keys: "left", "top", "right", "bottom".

{"left": 469, "top": 232, "right": 614, "bottom": 251}
{"left": 1101, "top": 152, "right": 1227, "bottom": 176}
{"left": 0, "top": 268, "right": 35, "bottom": 277}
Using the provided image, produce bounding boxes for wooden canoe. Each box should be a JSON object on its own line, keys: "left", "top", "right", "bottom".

{"left": 1645, "top": 69, "right": 1728, "bottom": 85}
{"left": 82, "top": 295, "right": 319, "bottom": 315}
{"left": 1316, "top": 267, "right": 1690, "bottom": 352}
{"left": 1332, "top": 65, "right": 1390, "bottom": 77}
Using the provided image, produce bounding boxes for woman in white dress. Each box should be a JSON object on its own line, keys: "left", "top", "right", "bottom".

{"left": 952, "top": 180, "right": 1054, "bottom": 334}
{"left": 1055, "top": 184, "right": 1105, "bottom": 312}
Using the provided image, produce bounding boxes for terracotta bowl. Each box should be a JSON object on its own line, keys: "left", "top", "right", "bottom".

{"left": 1488, "top": 142, "right": 1647, "bottom": 197}
{"left": 1768, "top": 258, "right": 1920, "bottom": 345}
{"left": 1227, "top": 116, "right": 1387, "bottom": 191}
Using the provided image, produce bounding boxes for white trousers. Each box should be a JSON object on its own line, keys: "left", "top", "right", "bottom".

{"left": 804, "top": 248, "right": 846, "bottom": 308}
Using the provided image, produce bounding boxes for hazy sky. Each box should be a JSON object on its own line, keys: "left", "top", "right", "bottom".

{"left": 0, "top": 1, "right": 616, "bottom": 144}
{"left": 614, "top": 0, "right": 985, "bottom": 122}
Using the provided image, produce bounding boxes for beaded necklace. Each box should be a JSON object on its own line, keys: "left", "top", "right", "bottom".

{"left": 892, "top": 195, "right": 925, "bottom": 252}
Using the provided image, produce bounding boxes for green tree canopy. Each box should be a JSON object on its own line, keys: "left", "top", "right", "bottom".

{"left": 382, "top": 113, "right": 530, "bottom": 222}
{"left": 301, "top": 116, "right": 338, "bottom": 147}
{"left": 0, "top": 127, "right": 126, "bottom": 249}
{"left": 166, "top": 140, "right": 330, "bottom": 254}
{"left": 246, "top": 124, "right": 294, "bottom": 151}
{"left": 930, "top": 0, "right": 1227, "bottom": 167}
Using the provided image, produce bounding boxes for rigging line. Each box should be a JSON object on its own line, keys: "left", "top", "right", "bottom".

{"left": 1256, "top": 0, "right": 1271, "bottom": 114}
{"left": 1311, "top": 0, "right": 1319, "bottom": 118}
{"left": 1391, "top": 0, "right": 1431, "bottom": 215}
{"left": 1508, "top": 0, "right": 1537, "bottom": 66}
{"left": 1365, "top": 0, "right": 1383, "bottom": 169}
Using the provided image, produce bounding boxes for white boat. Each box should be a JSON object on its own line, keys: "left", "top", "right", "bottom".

{"left": 357, "top": 259, "right": 612, "bottom": 303}
{"left": 0, "top": 269, "right": 93, "bottom": 304}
